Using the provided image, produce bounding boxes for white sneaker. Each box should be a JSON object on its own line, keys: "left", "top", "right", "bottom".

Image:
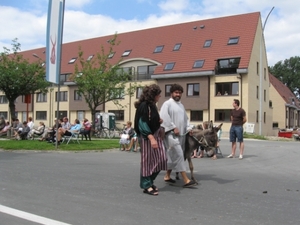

{"left": 239, "top": 155, "right": 243, "bottom": 160}
{"left": 227, "top": 154, "right": 234, "bottom": 158}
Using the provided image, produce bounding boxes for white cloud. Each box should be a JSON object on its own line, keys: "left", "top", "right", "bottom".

{"left": 158, "top": 0, "right": 189, "bottom": 12}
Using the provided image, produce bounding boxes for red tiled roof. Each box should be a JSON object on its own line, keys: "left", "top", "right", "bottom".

{"left": 20, "top": 12, "right": 260, "bottom": 76}
{"left": 269, "top": 73, "right": 300, "bottom": 107}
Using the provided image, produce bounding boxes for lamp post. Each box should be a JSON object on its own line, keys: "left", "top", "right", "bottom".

{"left": 259, "top": 7, "right": 274, "bottom": 135}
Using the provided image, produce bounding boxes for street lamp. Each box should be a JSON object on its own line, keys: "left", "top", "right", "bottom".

{"left": 259, "top": 7, "right": 274, "bottom": 135}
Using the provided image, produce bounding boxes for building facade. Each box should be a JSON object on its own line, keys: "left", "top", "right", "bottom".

{"left": 0, "top": 12, "right": 278, "bottom": 135}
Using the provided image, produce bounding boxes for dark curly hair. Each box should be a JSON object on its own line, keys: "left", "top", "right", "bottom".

{"left": 134, "top": 84, "right": 161, "bottom": 108}
{"left": 170, "top": 83, "right": 183, "bottom": 93}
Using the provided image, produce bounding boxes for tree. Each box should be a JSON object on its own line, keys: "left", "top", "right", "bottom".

{"left": 269, "top": 56, "right": 300, "bottom": 99}
{"left": 73, "top": 34, "right": 136, "bottom": 131}
{"left": 0, "top": 39, "right": 51, "bottom": 120}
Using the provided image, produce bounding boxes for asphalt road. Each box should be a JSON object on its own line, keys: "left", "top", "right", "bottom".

{"left": 0, "top": 139, "right": 299, "bottom": 225}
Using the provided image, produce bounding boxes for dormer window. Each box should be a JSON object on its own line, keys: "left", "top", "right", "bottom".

{"left": 87, "top": 55, "right": 94, "bottom": 61}
{"left": 122, "top": 50, "right": 131, "bottom": 57}
{"left": 203, "top": 40, "right": 212, "bottom": 47}
{"left": 154, "top": 46, "right": 164, "bottom": 53}
{"left": 164, "top": 62, "right": 175, "bottom": 71}
{"left": 228, "top": 37, "right": 239, "bottom": 45}
{"left": 108, "top": 52, "right": 115, "bottom": 59}
{"left": 173, "top": 43, "right": 182, "bottom": 51}
{"left": 68, "top": 57, "right": 77, "bottom": 64}
{"left": 193, "top": 60, "right": 204, "bottom": 68}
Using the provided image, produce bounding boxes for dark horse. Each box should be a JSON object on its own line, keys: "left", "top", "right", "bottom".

{"left": 175, "top": 121, "right": 223, "bottom": 183}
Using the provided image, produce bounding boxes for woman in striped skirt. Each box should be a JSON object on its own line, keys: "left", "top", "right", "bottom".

{"left": 134, "top": 84, "right": 167, "bottom": 196}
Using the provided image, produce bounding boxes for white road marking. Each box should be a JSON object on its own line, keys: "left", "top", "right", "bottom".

{"left": 0, "top": 204, "right": 72, "bottom": 225}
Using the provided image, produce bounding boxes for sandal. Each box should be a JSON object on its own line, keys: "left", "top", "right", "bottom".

{"left": 164, "top": 178, "right": 176, "bottom": 184}
{"left": 152, "top": 185, "right": 158, "bottom": 192}
{"left": 143, "top": 187, "right": 158, "bottom": 196}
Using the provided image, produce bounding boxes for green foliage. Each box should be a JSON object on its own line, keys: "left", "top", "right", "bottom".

{"left": 0, "top": 38, "right": 51, "bottom": 119}
{"left": 269, "top": 56, "right": 300, "bottom": 99}
{"left": 0, "top": 139, "right": 120, "bottom": 151}
{"left": 72, "top": 34, "right": 137, "bottom": 130}
{"left": 243, "top": 132, "right": 267, "bottom": 140}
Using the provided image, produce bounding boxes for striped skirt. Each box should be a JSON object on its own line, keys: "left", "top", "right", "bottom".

{"left": 140, "top": 129, "right": 167, "bottom": 177}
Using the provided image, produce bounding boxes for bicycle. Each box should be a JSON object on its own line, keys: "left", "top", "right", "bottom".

{"left": 106, "top": 123, "right": 125, "bottom": 139}
{"left": 94, "top": 124, "right": 109, "bottom": 138}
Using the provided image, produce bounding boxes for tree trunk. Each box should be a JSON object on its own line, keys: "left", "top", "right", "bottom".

{"left": 9, "top": 100, "right": 16, "bottom": 121}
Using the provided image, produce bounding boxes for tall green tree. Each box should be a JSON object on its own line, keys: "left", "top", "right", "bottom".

{"left": 73, "top": 34, "right": 136, "bottom": 131}
{"left": 0, "top": 39, "right": 50, "bottom": 120}
{"left": 269, "top": 56, "right": 300, "bottom": 98}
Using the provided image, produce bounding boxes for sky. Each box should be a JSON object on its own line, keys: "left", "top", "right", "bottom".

{"left": 0, "top": 0, "right": 299, "bottom": 67}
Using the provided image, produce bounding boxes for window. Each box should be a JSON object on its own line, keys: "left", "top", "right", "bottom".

{"left": 36, "top": 93, "right": 47, "bottom": 102}
{"left": 0, "top": 95, "right": 8, "bottom": 104}
{"left": 203, "top": 40, "right": 212, "bottom": 47}
{"left": 87, "top": 55, "right": 94, "bottom": 61}
{"left": 187, "top": 84, "right": 199, "bottom": 96}
{"left": 227, "top": 37, "right": 239, "bottom": 45}
{"left": 190, "top": 111, "right": 203, "bottom": 121}
{"left": 216, "top": 58, "right": 240, "bottom": 74}
{"left": 257, "top": 62, "right": 259, "bottom": 75}
{"left": 77, "top": 111, "right": 85, "bottom": 122}
{"left": 165, "top": 85, "right": 171, "bottom": 97}
{"left": 74, "top": 90, "right": 82, "bottom": 101}
{"left": 0, "top": 112, "right": 8, "bottom": 119}
{"left": 108, "top": 52, "right": 115, "bottom": 59}
{"left": 36, "top": 111, "right": 47, "bottom": 120}
{"left": 215, "top": 82, "right": 239, "bottom": 95}
{"left": 122, "top": 50, "right": 131, "bottom": 57}
{"left": 108, "top": 110, "right": 124, "bottom": 120}
{"left": 137, "top": 65, "right": 156, "bottom": 80}
{"left": 68, "top": 57, "right": 77, "bottom": 64}
{"left": 269, "top": 100, "right": 273, "bottom": 108}
{"left": 264, "top": 89, "right": 266, "bottom": 101}
{"left": 109, "top": 88, "right": 124, "bottom": 99}
{"left": 55, "top": 91, "right": 68, "bottom": 101}
{"left": 256, "top": 110, "right": 259, "bottom": 123}
{"left": 215, "top": 109, "right": 231, "bottom": 122}
{"left": 60, "top": 74, "right": 70, "bottom": 84}
{"left": 256, "top": 86, "right": 259, "bottom": 99}
{"left": 272, "top": 122, "right": 279, "bottom": 128}
{"left": 55, "top": 111, "right": 67, "bottom": 119}
{"left": 173, "top": 43, "right": 181, "bottom": 51}
{"left": 136, "top": 87, "right": 143, "bottom": 99}
{"left": 154, "top": 45, "right": 164, "bottom": 53}
{"left": 264, "top": 112, "right": 266, "bottom": 123}
{"left": 164, "top": 62, "right": 175, "bottom": 71}
{"left": 193, "top": 60, "right": 204, "bottom": 68}
{"left": 264, "top": 68, "right": 266, "bottom": 80}
{"left": 117, "top": 67, "right": 132, "bottom": 76}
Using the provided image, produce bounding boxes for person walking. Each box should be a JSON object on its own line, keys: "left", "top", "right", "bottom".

{"left": 134, "top": 84, "right": 167, "bottom": 196}
{"left": 160, "top": 83, "right": 197, "bottom": 188}
{"left": 227, "top": 99, "right": 247, "bottom": 159}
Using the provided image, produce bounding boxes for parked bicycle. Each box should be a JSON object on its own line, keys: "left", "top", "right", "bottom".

{"left": 94, "top": 121, "right": 110, "bottom": 138}
{"left": 106, "top": 123, "right": 125, "bottom": 139}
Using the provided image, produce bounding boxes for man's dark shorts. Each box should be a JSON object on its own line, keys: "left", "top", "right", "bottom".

{"left": 230, "top": 125, "right": 243, "bottom": 142}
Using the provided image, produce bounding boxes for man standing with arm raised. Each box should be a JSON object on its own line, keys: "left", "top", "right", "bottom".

{"left": 160, "top": 84, "right": 197, "bottom": 188}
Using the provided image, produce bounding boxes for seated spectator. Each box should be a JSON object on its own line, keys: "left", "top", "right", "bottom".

{"left": 42, "top": 118, "right": 63, "bottom": 142}
{"left": 80, "top": 118, "right": 91, "bottom": 140}
{"left": 120, "top": 121, "right": 135, "bottom": 151}
{"left": 27, "top": 117, "right": 34, "bottom": 130}
{"left": 55, "top": 119, "right": 81, "bottom": 144}
{"left": 14, "top": 121, "right": 30, "bottom": 140}
{"left": 125, "top": 132, "right": 139, "bottom": 152}
{"left": 29, "top": 121, "right": 45, "bottom": 138}
{"left": 0, "top": 121, "right": 10, "bottom": 135}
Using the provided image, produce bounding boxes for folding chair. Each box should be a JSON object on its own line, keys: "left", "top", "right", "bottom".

{"left": 62, "top": 131, "right": 80, "bottom": 144}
